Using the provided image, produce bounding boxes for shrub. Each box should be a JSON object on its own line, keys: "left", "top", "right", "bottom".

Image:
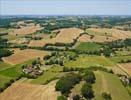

{"left": 57, "top": 95, "right": 67, "bottom": 100}
{"left": 0, "top": 87, "right": 3, "bottom": 93}
{"left": 102, "top": 92, "right": 112, "bottom": 100}
{"left": 73, "top": 95, "right": 80, "bottom": 100}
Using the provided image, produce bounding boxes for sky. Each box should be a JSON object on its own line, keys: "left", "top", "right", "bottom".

{"left": 0, "top": 0, "right": 131, "bottom": 15}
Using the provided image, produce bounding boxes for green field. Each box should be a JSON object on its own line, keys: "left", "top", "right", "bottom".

{"left": 109, "top": 55, "right": 131, "bottom": 63}
{"left": 0, "top": 59, "right": 35, "bottom": 88}
{"left": 0, "top": 75, "right": 12, "bottom": 87}
{"left": 0, "top": 67, "right": 22, "bottom": 78}
{"left": 0, "top": 61, "right": 14, "bottom": 71}
{"left": 76, "top": 42, "right": 102, "bottom": 52}
{"left": 64, "top": 55, "right": 114, "bottom": 68}
{"left": 31, "top": 65, "right": 63, "bottom": 84}
{"left": 93, "top": 71, "right": 131, "bottom": 100}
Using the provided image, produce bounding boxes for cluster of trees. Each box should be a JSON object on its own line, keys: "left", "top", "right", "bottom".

{"left": 45, "top": 59, "right": 64, "bottom": 66}
{"left": 75, "top": 50, "right": 101, "bottom": 56}
{"left": 102, "top": 92, "right": 112, "bottom": 100}
{"left": 81, "top": 83, "right": 94, "bottom": 99}
{"left": 12, "top": 45, "right": 28, "bottom": 50}
{"left": 0, "top": 37, "right": 13, "bottom": 59}
{"left": 0, "top": 37, "right": 8, "bottom": 48}
{"left": 63, "top": 67, "right": 82, "bottom": 72}
{"left": 119, "top": 59, "right": 131, "bottom": 63}
{"left": 80, "top": 70, "right": 96, "bottom": 99}
{"left": 0, "top": 79, "right": 14, "bottom": 93}
{"left": 108, "top": 38, "right": 131, "bottom": 49}
{"left": 55, "top": 73, "right": 82, "bottom": 96}
{"left": 56, "top": 68, "right": 96, "bottom": 99}
{"left": 0, "top": 49, "right": 13, "bottom": 59}
{"left": 0, "top": 32, "right": 8, "bottom": 36}
{"left": 44, "top": 52, "right": 77, "bottom": 66}
{"left": 82, "top": 70, "right": 96, "bottom": 84}
{"left": 39, "top": 19, "right": 82, "bottom": 34}
{"left": 87, "top": 66, "right": 113, "bottom": 74}
{"left": 0, "top": 74, "right": 22, "bottom": 93}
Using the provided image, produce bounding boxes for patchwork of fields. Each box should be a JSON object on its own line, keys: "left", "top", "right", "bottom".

{"left": 0, "top": 18, "right": 131, "bottom": 100}
{"left": 29, "top": 28, "right": 83, "bottom": 47}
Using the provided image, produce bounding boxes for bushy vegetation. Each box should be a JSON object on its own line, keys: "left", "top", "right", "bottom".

{"left": 0, "top": 49, "right": 13, "bottom": 59}
{"left": 44, "top": 52, "right": 77, "bottom": 66}
{"left": 102, "top": 92, "right": 112, "bottom": 100}
{"left": 0, "top": 37, "right": 12, "bottom": 59}
{"left": 55, "top": 73, "right": 81, "bottom": 95}
{"left": 57, "top": 95, "right": 67, "bottom": 100}
{"left": 82, "top": 70, "right": 96, "bottom": 84}
{"left": 81, "top": 83, "right": 94, "bottom": 99}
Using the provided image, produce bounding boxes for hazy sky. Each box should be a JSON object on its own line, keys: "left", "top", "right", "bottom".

{"left": 0, "top": 0, "right": 131, "bottom": 15}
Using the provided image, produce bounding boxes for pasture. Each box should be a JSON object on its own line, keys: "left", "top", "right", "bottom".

{"left": 109, "top": 55, "right": 131, "bottom": 63}
{"left": 76, "top": 42, "right": 102, "bottom": 52}
{"left": 0, "top": 61, "right": 14, "bottom": 71}
{"left": 64, "top": 55, "right": 114, "bottom": 68}
{"left": 93, "top": 71, "right": 131, "bottom": 100}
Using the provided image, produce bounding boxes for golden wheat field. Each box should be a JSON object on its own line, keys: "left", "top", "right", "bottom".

{"left": 29, "top": 28, "right": 84, "bottom": 47}
{"left": 0, "top": 80, "right": 60, "bottom": 100}
{"left": 86, "top": 28, "right": 131, "bottom": 39}
{"left": 9, "top": 23, "right": 42, "bottom": 36}
{"left": 2, "top": 49, "right": 49, "bottom": 65}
